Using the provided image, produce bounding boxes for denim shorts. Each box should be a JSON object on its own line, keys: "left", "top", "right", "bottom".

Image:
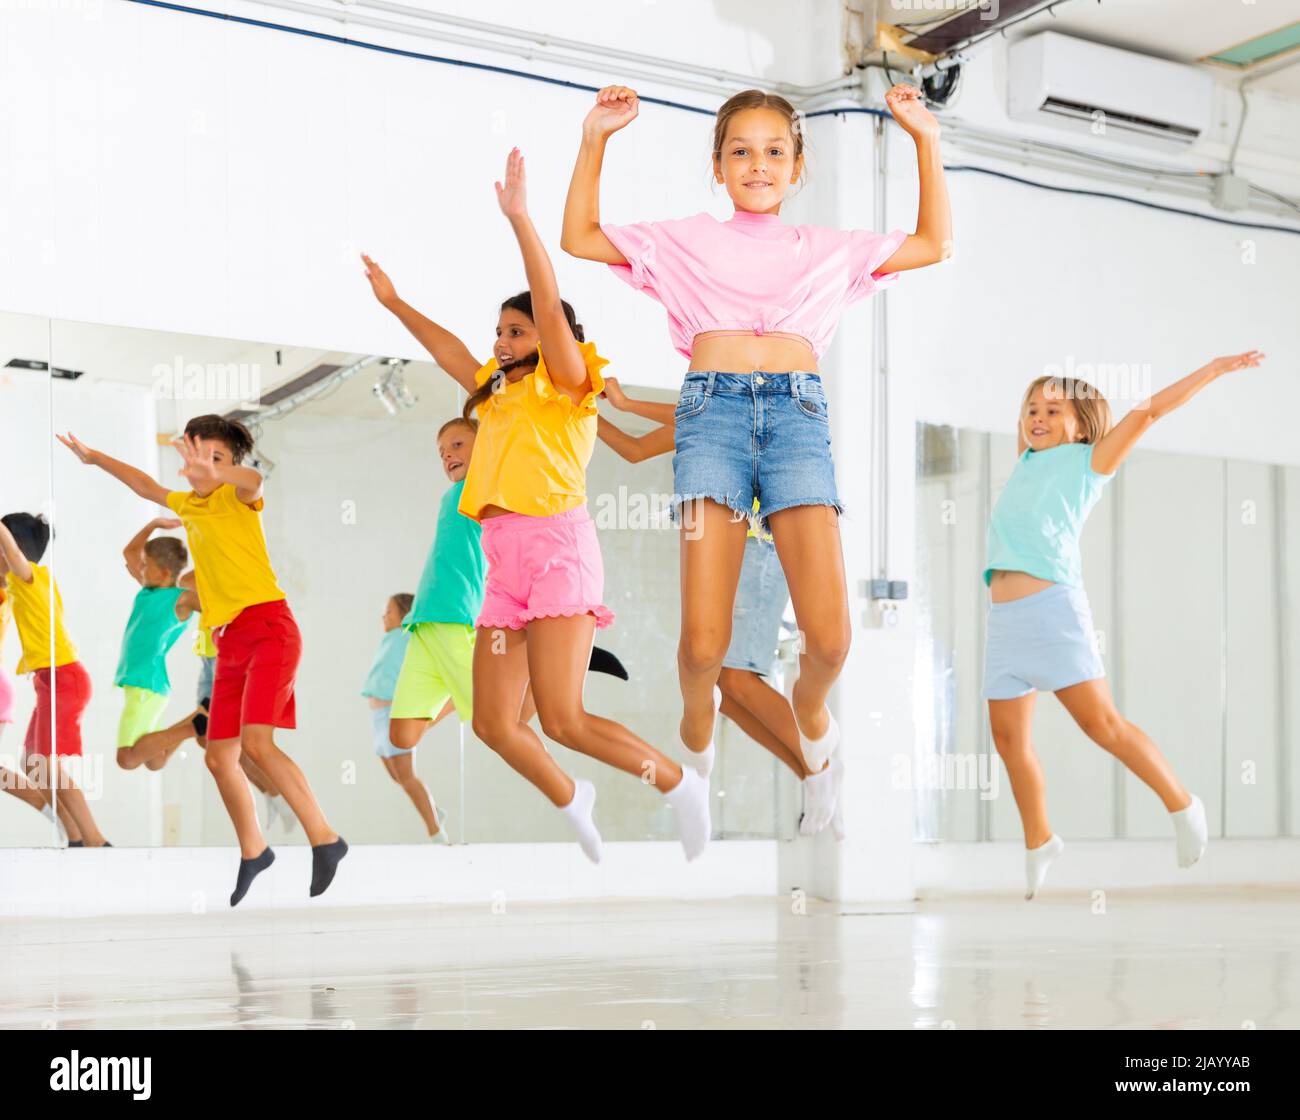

{"left": 981, "top": 584, "right": 1106, "bottom": 700}
{"left": 723, "top": 535, "right": 790, "bottom": 676}
{"left": 671, "top": 371, "right": 841, "bottom": 533}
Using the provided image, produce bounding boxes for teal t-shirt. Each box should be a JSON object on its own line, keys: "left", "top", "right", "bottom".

{"left": 114, "top": 586, "right": 190, "bottom": 695}
{"left": 983, "top": 441, "right": 1113, "bottom": 589}
{"left": 362, "top": 626, "right": 411, "bottom": 701}
{"left": 405, "top": 479, "right": 487, "bottom": 628}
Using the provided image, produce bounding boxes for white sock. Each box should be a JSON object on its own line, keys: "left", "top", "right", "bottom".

{"left": 1025, "top": 834, "right": 1064, "bottom": 900}
{"left": 675, "top": 731, "right": 715, "bottom": 778}
{"left": 798, "top": 709, "right": 840, "bottom": 774}
{"left": 666, "top": 766, "right": 711, "bottom": 862}
{"left": 675, "top": 686, "right": 723, "bottom": 778}
{"left": 560, "top": 779, "right": 602, "bottom": 864}
{"left": 799, "top": 755, "right": 841, "bottom": 837}
{"left": 430, "top": 804, "right": 450, "bottom": 845}
{"left": 41, "top": 803, "right": 69, "bottom": 847}
{"left": 1171, "top": 794, "right": 1207, "bottom": 868}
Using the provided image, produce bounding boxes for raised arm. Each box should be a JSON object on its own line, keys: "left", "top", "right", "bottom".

{"left": 122, "top": 518, "right": 182, "bottom": 585}
{"left": 361, "top": 254, "right": 482, "bottom": 394}
{"left": 601, "top": 376, "right": 676, "bottom": 425}
{"left": 175, "top": 588, "right": 201, "bottom": 622}
{"left": 0, "top": 519, "right": 33, "bottom": 584}
{"left": 1091, "top": 351, "right": 1264, "bottom": 475}
{"left": 876, "top": 85, "right": 953, "bottom": 274}
{"left": 175, "top": 434, "right": 264, "bottom": 506}
{"left": 560, "top": 86, "right": 638, "bottom": 263}
{"left": 597, "top": 415, "right": 675, "bottom": 463}
{"left": 496, "top": 148, "right": 588, "bottom": 392}
{"left": 58, "top": 433, "right": 172, "bottom": 507}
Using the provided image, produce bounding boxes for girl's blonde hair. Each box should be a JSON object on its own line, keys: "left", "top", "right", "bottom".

{"left": 1021, "top": 376, "right": 1113, "bottom": 445}
{"left": 712, "top": 90, "right": 806, "bottom": 186}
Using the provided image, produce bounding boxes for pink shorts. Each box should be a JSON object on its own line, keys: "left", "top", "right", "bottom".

{"left": 477, "top": 505, "right": 615, "bottom": 631}
{"left": 0, "top": 665, "right": 16, "bottom": 724}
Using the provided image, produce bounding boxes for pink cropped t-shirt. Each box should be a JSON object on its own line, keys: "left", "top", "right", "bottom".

{"left": 600, "top": 209, "right": 907, "bottom": 360}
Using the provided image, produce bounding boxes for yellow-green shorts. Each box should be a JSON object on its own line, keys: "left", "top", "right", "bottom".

{"left": 390, "top": 622, "right": 476, "bottom": 724}
{"left": 117, "top": 686, "right": 169, "bottom": 748}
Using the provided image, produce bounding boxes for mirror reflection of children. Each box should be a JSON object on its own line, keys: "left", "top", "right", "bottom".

{"left": 362, "top": 148, "right": 710, "bottom": 864}
{"left": 0, "top": 579, "right": 75, "bottom": 843}
{"left": 365, "top": 592, "right": 451, "bottom": 840}
{"left": 111, "top": 519, "right": 207, "bottom": 772}
{"left": 984, "top": 352, "right": 1264, "bottom": 899}
{"left": 597, "top": 377, "right": 842, "bottom": 837}
{"left": 59, "top": 420, "right": 347, "bottom": 905}
{"left": 0, "top": 513, "right": 109, "bottom": 847}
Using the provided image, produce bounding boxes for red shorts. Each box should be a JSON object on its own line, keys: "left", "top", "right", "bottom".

{"left": 24, "top": 661, "right": 93, "bottom": 757}
{"left": 209, "top": 600, "right": 301, "bottom": 741}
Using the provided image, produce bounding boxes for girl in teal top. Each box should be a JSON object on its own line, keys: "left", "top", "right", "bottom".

{"left": 983, "top": 351, "right": 1264, "bottom": 900}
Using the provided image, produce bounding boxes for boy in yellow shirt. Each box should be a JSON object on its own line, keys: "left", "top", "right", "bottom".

{"left": 0, "top": 512, "right": 109, "bottom": 847}
{"left": 59, "top": 417, "right": 347, "bottom": 906}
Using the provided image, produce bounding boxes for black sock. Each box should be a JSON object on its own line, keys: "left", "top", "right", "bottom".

{"left": 310, "top": 836, "right": 348, "bottom": 898}
{"left": 192, "top": 698, "right": 210, "bottom": 738}
{"left": 68, "top": 839, "right": 84, "bottom": 848}
{"left": 230, "top": 846, "right": 275, "bottom": 907}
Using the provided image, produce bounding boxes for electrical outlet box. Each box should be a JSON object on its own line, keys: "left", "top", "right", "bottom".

{"left": 1212, "top": 173, "right": 1251, "bottom": 212}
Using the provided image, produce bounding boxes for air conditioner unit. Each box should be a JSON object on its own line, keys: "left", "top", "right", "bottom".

{"left": 1008, "top": 31, "right": 1213, "bottom": 150}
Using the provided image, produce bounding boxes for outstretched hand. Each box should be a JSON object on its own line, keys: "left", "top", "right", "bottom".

{"left": 583, "top": 85, "right": 639, "bottom": 139}
{"left": 1205, "top": 350, "right": 1265, "bottom": 377}
{"left": 885, "top": 83, "right": 940, "bottom": 141}
{"left": 56, "top": 432, "right": 96, "bottom": 465}
{"left": 175, "top": 433, "right": 219, "bottom": 487}
{"left": 495, "top": 148, "right": 528, "bottom": 219}
{"left": 361, "top": 253, "right": 398, "bottom": 307}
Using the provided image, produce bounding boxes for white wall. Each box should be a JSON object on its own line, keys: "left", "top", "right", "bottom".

{"left": 891, "top": 43, "right": 1300, "bottom": 466}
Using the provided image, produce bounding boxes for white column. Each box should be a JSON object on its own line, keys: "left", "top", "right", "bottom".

{"left": 779, "top": 103, "right": 917, "bottom": 906}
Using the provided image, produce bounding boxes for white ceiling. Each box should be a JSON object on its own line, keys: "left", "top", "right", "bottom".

{"left": 1008, "top": 0, "right": 1300, "bottom": 96}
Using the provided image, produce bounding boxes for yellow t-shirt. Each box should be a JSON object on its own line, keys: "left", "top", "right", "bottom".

{"left": 458, "top": 340, "right": 609, "bottom": 522}
{"left": 4, "top": 564, "right": 79, "bottom": 674}
{"left": 0, "top": 588, "right": 10, "bottom": 662}
{"left": 166, "top": 484, "right": 286, "bottom": 630}
{"left": 194, "top": 625, "right": 217, "bottom": 658}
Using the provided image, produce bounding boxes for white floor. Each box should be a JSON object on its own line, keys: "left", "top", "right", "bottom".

{"left": 2, "top": 887, "right": 1297, "bottom": 1029}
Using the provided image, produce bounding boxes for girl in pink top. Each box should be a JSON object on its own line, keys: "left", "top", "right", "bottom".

{"left": 563, "top": 84, "right": 951, "bottom": 830}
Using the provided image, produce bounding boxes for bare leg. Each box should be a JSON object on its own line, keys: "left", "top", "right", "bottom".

{"left": 238, "top": 753, "right": 280, "bottom": 797}
{"left": 381, "top": 752, "right": 440, "bottom": 835}
{"left": 389, "top": 698, "right": 456, "bottom": 752}
{"left": 0, "top": 764, "right": 58, "bottom": 818}
{"left": 1054, "top": 678, "right": 1190, "bottom": 811}
{"left": 716, "top": 667, "right": 809, "bottom": 778}
{"left": 527, "top": 614, "right": 683, "bottom": 791}
{"left": 25, "top": 754, "right": 108, "bottom": 847}
{"left": 118, "top": 707, "right": 205, "bottom": 772}
{"left": 678, "top": 499, "right": 749, "bottom": 749}
{"left": 988, "top": 693, "right": 1050, "bottom": 848}
{"left": 203, "top": 737, "right": 266, "bottom": 857}
{"left": 767, "top": 505, "right": 851, "bottom": 741}
{"left": 472, "top": 626, "right": 575, "bottom": 806}
{"left": 238, "top": 724, "right": 337, "bottom": 847}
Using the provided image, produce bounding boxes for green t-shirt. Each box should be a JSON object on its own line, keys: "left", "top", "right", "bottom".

{"left": 406, "top": 479, "right": 487, "bottom": 628}
{"left": 114, "top": 586, "right": 190, "bottom": 695}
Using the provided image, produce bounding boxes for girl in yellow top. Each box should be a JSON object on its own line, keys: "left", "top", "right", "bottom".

{"left": 0, "top": 512, "right": 109, "bottom": 847}
{"left": 361, "top": 147, "right": 710, "bottom": 863}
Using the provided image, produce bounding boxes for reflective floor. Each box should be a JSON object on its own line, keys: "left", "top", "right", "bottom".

{"left": 1, "top": 887, "right": 1296, "bottom": 1028}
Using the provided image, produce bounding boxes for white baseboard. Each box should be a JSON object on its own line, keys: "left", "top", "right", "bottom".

{"left": 0, "top": 841, "right": 779, "bottom": 919}
{"left": 3, "top": 837, "right": 1296, "bottom": 919}
{"left": 914, "top": 837, "right": 1300, "bottom": 895}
